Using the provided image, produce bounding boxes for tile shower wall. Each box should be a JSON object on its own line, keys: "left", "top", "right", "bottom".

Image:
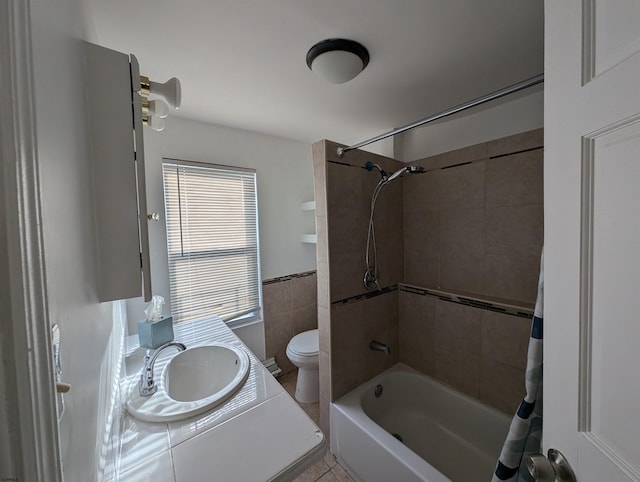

{"left": 326, "top": 159, "right": 404, "bottom": 302}
{"left": 263, "top": 271, "right": 318, "bottom": 374}
{"left": 331, "top": 291, "right": 399, "bottom": 399}
{"left": 398, "top": 289, "right": 531, "bottom": 414}
{"left": 403, "top": 128, "right": 544, "bottom": 303}
{"left": 315, "top": 130, "right": 543, "bottom": 434}
{"left": 313, "top": 140, "right": 403, "bottom": 436}
{"left": 400, "top": 128, "right": 543, "bottom": 414}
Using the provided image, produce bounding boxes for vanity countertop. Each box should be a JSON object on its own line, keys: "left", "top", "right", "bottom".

{"left": 113, "top": 317, "right": 325, "bottom": 481}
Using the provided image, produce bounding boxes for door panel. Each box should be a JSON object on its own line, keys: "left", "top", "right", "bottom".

{"left": 581, "top": 120, "right": 640, "bottom": 478}
{"left": 585, "top": 1, "right": 640, "bottom": 79}
{"left": 545, "top": 1, "right": 640, "bottom": 480}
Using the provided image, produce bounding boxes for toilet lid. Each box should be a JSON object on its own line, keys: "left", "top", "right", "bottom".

{"left": 289, "top": 329, "right": 318, "bottom": 356}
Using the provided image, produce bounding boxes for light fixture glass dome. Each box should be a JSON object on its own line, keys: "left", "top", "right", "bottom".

{"left": 306, "top": 39, "right": 369, "bottom": 84}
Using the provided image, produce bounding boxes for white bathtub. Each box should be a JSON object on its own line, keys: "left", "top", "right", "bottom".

{"left": 330, "top": 363, "right": 510, "bottom": 482}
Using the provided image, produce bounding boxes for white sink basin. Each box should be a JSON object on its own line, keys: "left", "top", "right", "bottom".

{"left": 165, "top": 345, "right": 249, "bottom": 402}
{"left": 126, "top": 343, "right": 251, "bottom": 422}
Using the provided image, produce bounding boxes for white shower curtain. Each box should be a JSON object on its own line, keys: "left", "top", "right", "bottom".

{"left": 492, "top": 250, "right": 544, "bottom": 482}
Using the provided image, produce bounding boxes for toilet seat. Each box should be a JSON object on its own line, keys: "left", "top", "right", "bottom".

{"left": 287, "top": 329, "right": 318, "bottom": 357}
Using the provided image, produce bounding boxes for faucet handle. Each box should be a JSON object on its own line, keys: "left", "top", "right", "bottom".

{"left": 138, "top": 343, "right": 185, "bottom": 397}
{"left": 140, "top": 370, "right": 158, "bottom": 396}
{"left": 139, "top": 350, "right": 158, "bottom": 396}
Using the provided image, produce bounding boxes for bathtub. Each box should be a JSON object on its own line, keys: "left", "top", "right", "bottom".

{"left": 330, "top": 363, "right": 510, "bottom": 482}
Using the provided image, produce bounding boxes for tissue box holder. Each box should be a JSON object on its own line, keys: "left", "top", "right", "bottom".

{"left": 137, "top": 316, "right": 174, "bottom": 349}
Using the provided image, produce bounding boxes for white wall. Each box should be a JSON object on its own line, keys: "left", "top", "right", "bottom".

{"left": 28, "top": 0, "right": 119, "bottom": 480}
{"left": 396, "top": 87, "right": 544, "bottom": 162}
{"left": 0, "top": 186, "right": 19, "bottom": 478}
{"left": 126, "top": 116, "right": 316, "bottom": 358}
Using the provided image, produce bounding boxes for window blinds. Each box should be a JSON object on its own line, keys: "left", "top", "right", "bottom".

{"left": 162, "top": 160, "right": 260, "bottom": 323}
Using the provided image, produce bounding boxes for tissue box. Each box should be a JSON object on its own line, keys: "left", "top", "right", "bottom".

{"left": 137, "top": 316, "right": 174, "bottom": 349}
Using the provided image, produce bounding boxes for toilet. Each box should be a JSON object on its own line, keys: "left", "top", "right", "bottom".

{"left": 286, "top": 329, "right": 319, "bottom": 403}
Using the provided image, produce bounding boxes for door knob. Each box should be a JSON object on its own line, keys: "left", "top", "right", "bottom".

{"left": 56, "top": 382, "right": 72, "bottom": 393}
{"left": 525, "top": 448, "right": 577, "bottom": 482}
{"left": 526, "top": 454, "right": 556, "bottom": 481}
{"left": 147, "top": 212, "right": 160, "bottom": 222}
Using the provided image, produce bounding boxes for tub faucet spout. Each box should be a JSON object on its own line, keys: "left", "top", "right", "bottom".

{"left": 139, "top": 341, "right": 187, "bottom": 397}
{"left": 369, "top": 340, "right": 391, "bottom": 355}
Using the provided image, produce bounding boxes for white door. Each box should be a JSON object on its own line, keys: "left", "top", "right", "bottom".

{"left": 545, "top": 1, "right": 640, "bottom": 480}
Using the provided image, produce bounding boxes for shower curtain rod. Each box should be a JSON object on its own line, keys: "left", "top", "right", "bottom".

{"left": 336, "top": 73, "right": 544, "bottom": 157}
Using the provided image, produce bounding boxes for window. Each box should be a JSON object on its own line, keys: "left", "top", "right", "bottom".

{"left": 162, "top": 159, "right": 261, "bottom": 324}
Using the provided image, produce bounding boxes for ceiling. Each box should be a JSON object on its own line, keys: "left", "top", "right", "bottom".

{"left": 85, "top": 0, "right": 544, "bottom": 148}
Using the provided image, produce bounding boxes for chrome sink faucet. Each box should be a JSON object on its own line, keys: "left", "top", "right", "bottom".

{"left": 139, "top": 341, "right": 187, "bottom": 397}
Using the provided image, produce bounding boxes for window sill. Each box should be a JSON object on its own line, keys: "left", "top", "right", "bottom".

{"left": 226, "top": 316, "right": 263, "bottom": 330}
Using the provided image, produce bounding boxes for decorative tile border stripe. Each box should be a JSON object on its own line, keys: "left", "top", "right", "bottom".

{"left": 327, "top": 159, "right": 353, "bottom": 167}
{"left": 440, "top": 161, "right": 472, "bottom": 170}
{"left": 331, "top": 285, "right": 398, "bottom": 305}
{"left": 262, "top": 270, "right": 316, "bottom": 285}
{"left": 399, "top": 284, "right": 534, "bottom": 318}
{"left": 326, "top": 283, "right": 533, "bottom": 317}
{"left": 437, "top": 145, "right": 543, "bottom": 172}
{"left": 328, "top": 145, "right": 542, "bottom": 175}
{"left": 489, "top": 145, "right": 543, "bottom": 160}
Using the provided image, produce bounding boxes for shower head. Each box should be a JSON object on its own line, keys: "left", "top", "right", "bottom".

{"left": 407, "top": 165, "right": 426, "bottom": 174}
{"left": 384, "top": 164, "right": 426, "bottom": 184}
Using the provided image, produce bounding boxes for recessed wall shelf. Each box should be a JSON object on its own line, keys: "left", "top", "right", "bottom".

{"left": 301, "top": 201, "right": 316, "bottom": 211}
{"left": 301, "top": 201, "right": 316, "bottom": 243}
{"left": 301, "top": 234, "right": 317, "bottom": 244}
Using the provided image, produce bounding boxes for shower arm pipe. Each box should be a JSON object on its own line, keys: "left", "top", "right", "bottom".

{"left": 336, "top": 73, "right": 544, "bottom": 157}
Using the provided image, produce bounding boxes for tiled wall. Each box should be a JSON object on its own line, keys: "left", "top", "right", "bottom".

{"left": 314, "top": 130, "right": 543, "bottom": 437}
{"left": 313, "top": 140, "right": 403, "bottom": 436}
{"left": 263, "top": 271, "right": 318, "bottom": 374}
{"left": 399, "top": 128, "right": 543, "bottom": 415}
{"left": 399, "top": 289, "right": 531, "bottom": 414}
{"left": 326, "top": 159, "right": 404, "bottom": 302}
{"left": 331, "top": 290, "right": 399, "bottom": 399}
{"left": 403, "top": 129, "right": 544, "bottom": 303}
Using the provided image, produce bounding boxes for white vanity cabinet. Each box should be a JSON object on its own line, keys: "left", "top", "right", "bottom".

{"left": 85, "top": 43, "right": 151, "bottom": 302}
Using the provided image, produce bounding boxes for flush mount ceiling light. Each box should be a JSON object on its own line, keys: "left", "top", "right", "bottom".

{"left": 306, "top": 38, "right": 370, "bottom": 84}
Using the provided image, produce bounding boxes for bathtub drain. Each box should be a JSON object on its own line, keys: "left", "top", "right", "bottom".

{"left": 374, "top": 384, "right": 383, "bottom": 398}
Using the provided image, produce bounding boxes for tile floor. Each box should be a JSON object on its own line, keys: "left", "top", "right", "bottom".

{"left": 277, "top": 371, "right": 354, "bottom": 482}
